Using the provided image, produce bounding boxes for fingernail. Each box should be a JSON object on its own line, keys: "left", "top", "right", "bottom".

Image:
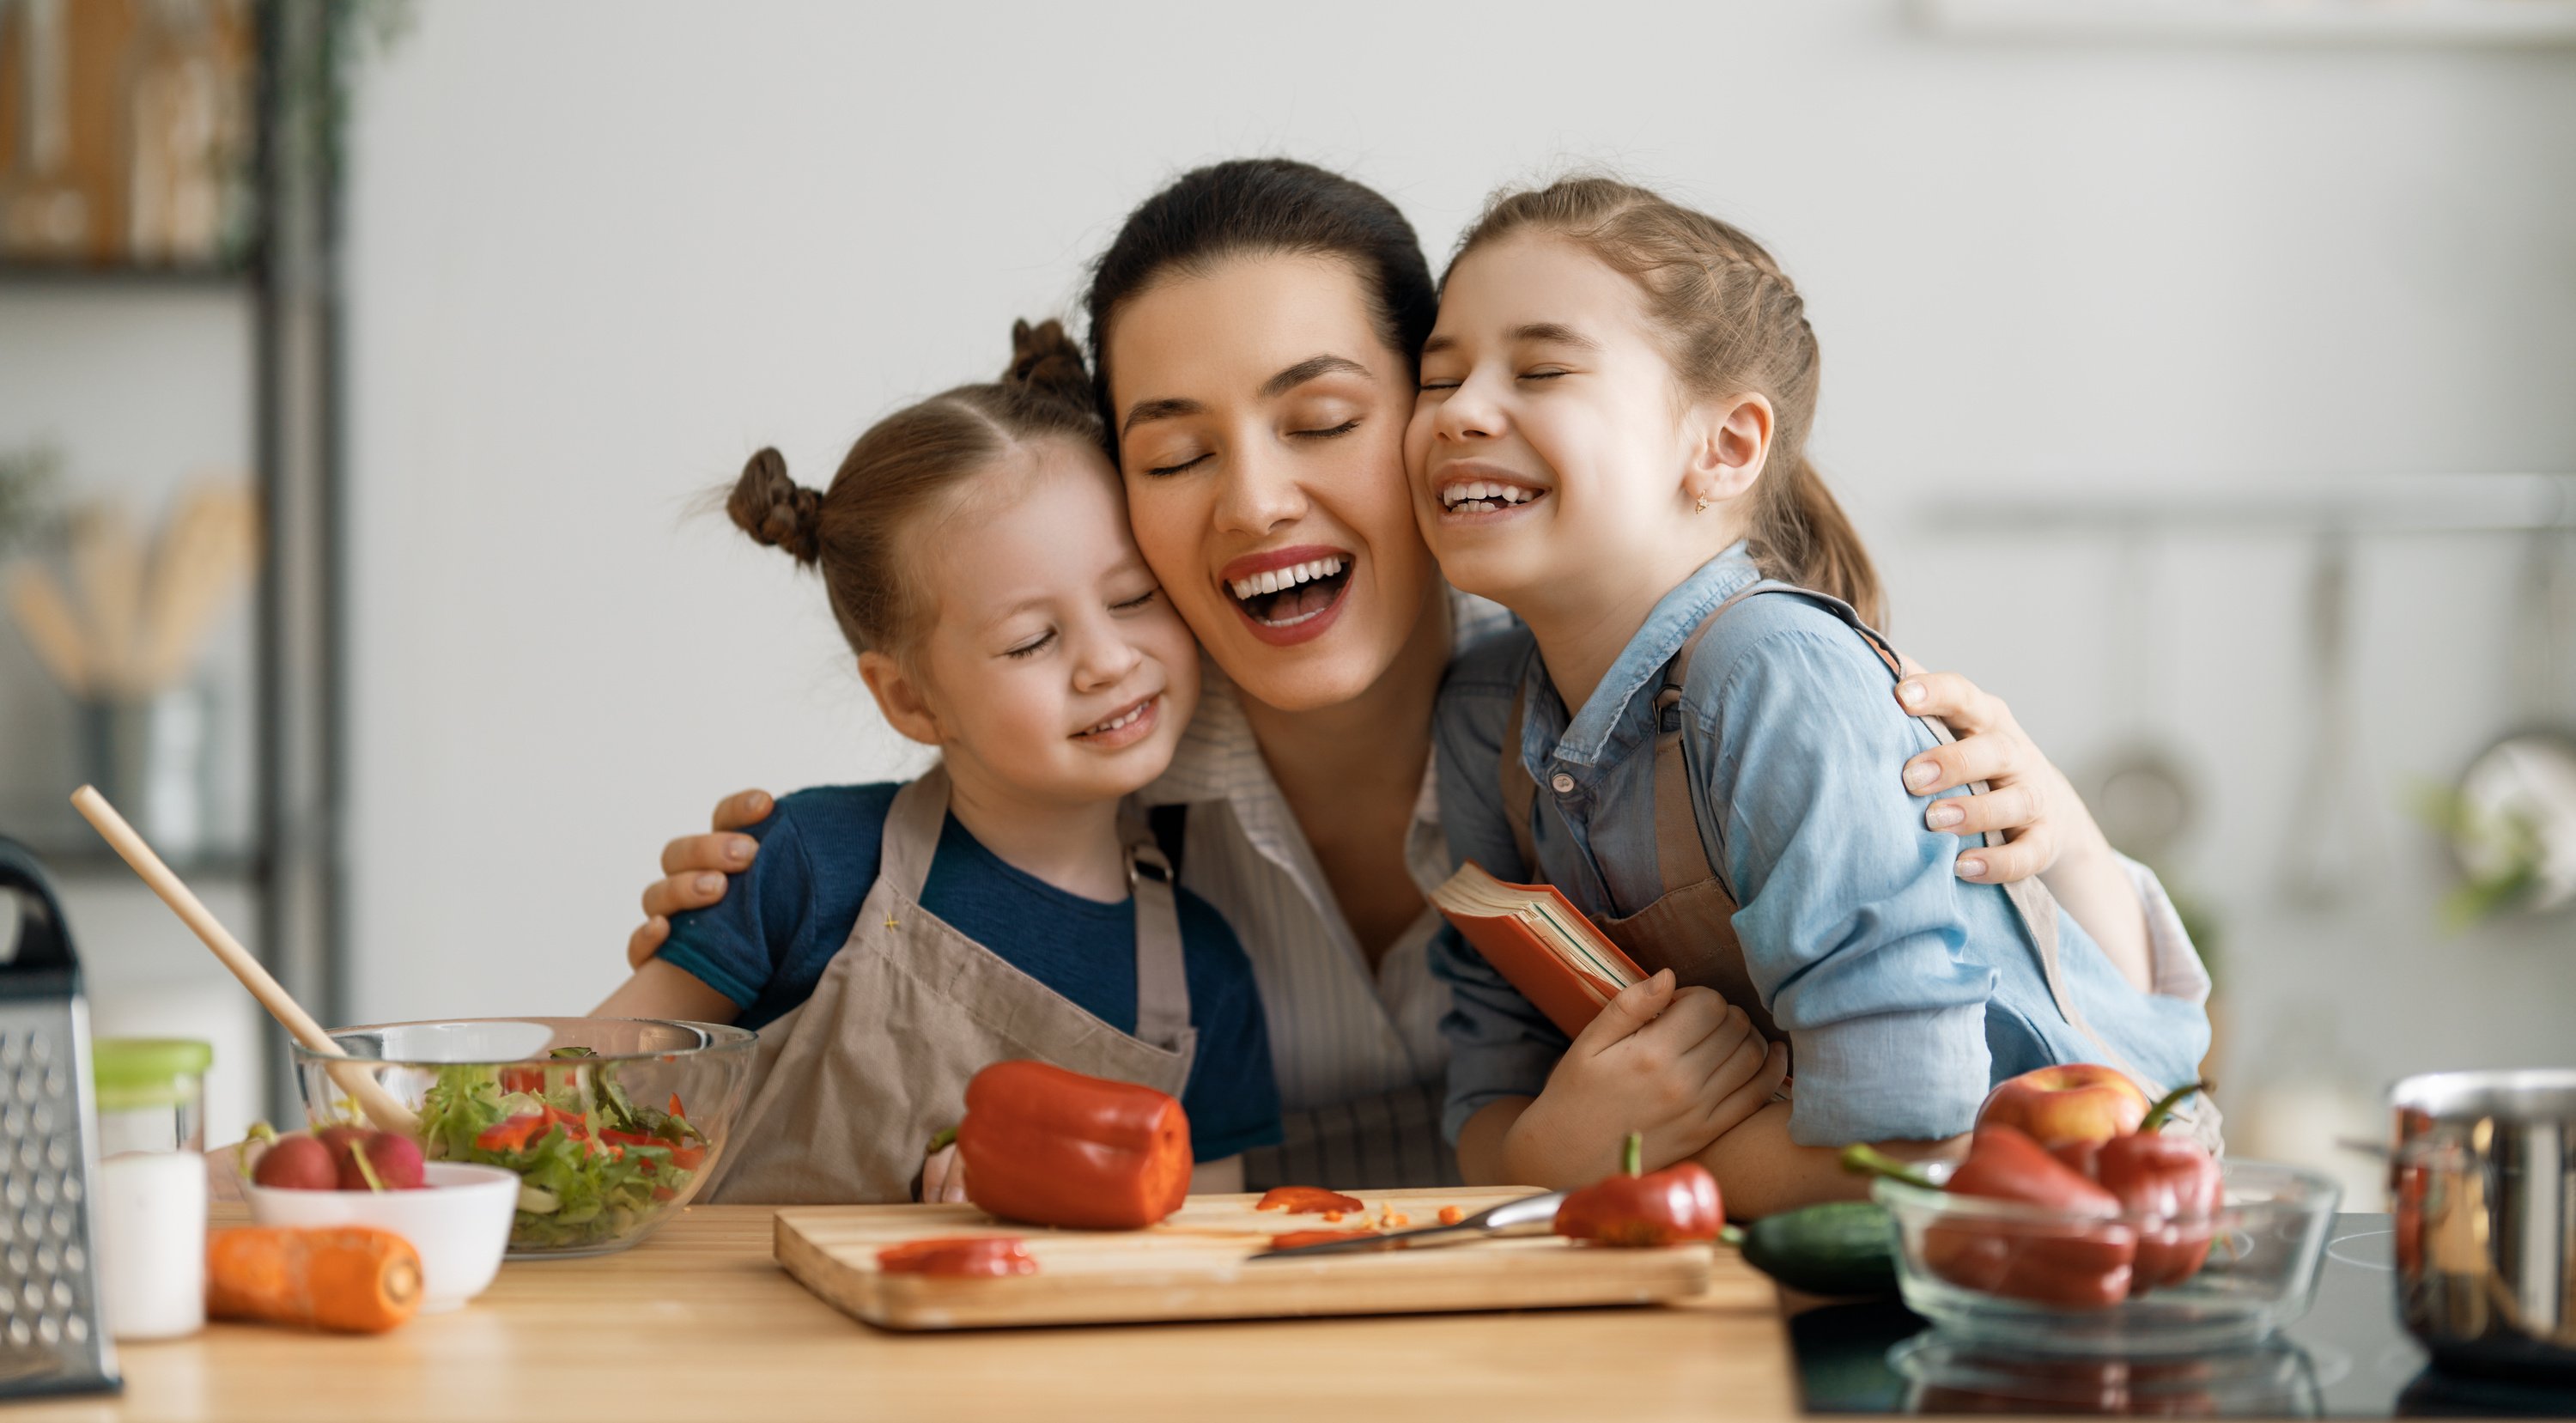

{"left": 1926, "top": 803, "right": 1964, "bottom": 829}
{"left": 1899, "top": 680, "right": 1926, "bottom": 707}
{"left": 1957, "top": 856, "right": 1985, "bottom": 879}
{"left": 695, "top": 873, "right": 724, "bottom": 895}
{"left": 1906, "top": 761, "right": 1937, "bottom": 790}
{"left": 728, "top": 839, "right": 755, "bottom": 865}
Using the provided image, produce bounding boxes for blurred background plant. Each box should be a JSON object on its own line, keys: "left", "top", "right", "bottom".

{"left": 0, "top": 443, "right": 63, "bottom": 556}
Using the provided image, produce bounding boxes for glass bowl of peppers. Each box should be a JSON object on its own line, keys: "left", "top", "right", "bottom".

{"left": 292, "top": 1018, "right": 756, "bottom": 1258}
{"left": 1867, "top": 1144, "right": 2342, "bottom": 1358}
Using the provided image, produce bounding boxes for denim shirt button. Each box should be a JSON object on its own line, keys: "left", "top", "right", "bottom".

{"left": 1549, "top": 772, "right": 1577, "bottom": 794}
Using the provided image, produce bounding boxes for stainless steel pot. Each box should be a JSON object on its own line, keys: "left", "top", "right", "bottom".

{"left": 2390, "top": 1068, "right": 2576, "bottom": 1378}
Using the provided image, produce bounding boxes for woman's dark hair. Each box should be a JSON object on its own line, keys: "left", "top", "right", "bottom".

{"left": 1083, "top": 158, "right": 1437, "bottom": 440}
{"left": 728, "top": 319, "right": 1101, "bottom": 656}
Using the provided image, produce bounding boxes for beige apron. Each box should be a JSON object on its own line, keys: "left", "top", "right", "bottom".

{"left": 707, "top": 767, "right": 1199, "bottom": 1204}
{"left": 1498, "top": 581, "right": 2220, "bottom": 1148}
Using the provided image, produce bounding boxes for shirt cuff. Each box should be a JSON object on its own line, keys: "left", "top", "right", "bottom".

{"left": 2115, "top": 853, "right": 2213, "bottom": 1007}
{"left": 1439, "top": 1041, "right": 1561, "bottom": 1145}
{"left": 1784, "top": 1003, "right": 1991, "bottom": 1146}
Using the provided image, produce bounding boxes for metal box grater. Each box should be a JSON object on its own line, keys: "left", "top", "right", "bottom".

{"left": 0, "top": 839, "right": 118, "bottom": 1398}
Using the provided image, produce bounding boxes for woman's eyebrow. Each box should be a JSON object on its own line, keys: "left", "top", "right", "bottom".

{"left": 1121, "top": 396, "right": 1202, "bottom": 436}
{"left": 1261, "top": 353, "right": 1370, "bottom": 398}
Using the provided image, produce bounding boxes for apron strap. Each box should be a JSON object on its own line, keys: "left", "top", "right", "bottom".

{"left": 878, "top": 766, "right": 951, "bottom": 902}
{"left": 1123, "top": 807, "right": 1193, "bottom": 1054}
{"left": 1498, "top": 693, "right": 1539, "bottom": 874}
{"left": 1689, "top": 581, "right": 2166, "bottom": 1097}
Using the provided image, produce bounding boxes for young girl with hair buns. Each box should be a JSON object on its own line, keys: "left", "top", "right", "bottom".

{"left": 1414, "top": 179, "right": 2215, "bottom": 1217}
{"left": 595, "top": 319, "right": 1281, "bottom": 1205}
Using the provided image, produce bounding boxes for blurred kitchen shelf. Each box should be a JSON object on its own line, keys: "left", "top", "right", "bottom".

{"left": 1918, "top": 471, "right": 2576, "bottom": 535}
{"left": 8, "top": 844, "right": 262, "bottom": 884}
{"left": 0, "top": 262, "right": 257, "bottom": 291}
{"left": 1917, "top": 0, "right": 2576, "bottom": 44}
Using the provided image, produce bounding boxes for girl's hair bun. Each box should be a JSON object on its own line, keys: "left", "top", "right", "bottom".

{"left": 727, "top": 446, "right": 823, "bottom": 564}
{"left": 1005, "top": 317, "right": 1094, "bottom": 410}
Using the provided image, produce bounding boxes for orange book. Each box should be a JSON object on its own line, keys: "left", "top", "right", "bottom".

{"left": 1429, "top": 861, "right": 1646, "bottom": 1038}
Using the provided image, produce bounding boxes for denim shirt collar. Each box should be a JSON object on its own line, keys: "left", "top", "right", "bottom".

{"left": 1520, "top": 542, "right": 1763, "bottom": 771}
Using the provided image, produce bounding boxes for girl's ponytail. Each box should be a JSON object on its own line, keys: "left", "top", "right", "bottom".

{"left": 1004, "top": 318, "right": 1094, "bottom": 413}
{"left": 729, "top": 447, "right": 823, "bottom": 565}
{"left": 1760, "top": 455, "right": 1885, "bottom": 630}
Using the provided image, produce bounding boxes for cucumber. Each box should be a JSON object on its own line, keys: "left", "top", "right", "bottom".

{"left": 1734, "top": 1201, "right": 1899, "bottom": 1298}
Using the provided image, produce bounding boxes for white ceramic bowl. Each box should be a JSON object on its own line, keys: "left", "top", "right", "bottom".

{"left": 242, "top": 1162, "right": 519, "bottom": 1312}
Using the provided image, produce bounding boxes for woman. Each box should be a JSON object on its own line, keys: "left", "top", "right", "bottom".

{"left": 623, "top": 160, "right": 2203, "bottom": 1189}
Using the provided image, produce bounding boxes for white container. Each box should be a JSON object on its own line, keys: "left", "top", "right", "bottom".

{"left": 240, "top": 1162, "right": 519, "bottom": 1312}
{"left": 94, "top": 1151, "right": 206, "bottom": 1340}
{"left": 90, "top": 1038, "right": 216, "bottom": 1341}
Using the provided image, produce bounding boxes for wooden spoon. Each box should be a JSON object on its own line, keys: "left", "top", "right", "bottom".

{"left": 70, "top": 785, "right": 420, "bottom": 1134}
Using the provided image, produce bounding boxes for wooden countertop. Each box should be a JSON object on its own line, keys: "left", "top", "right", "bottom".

{"left": 16, "top": 1206, "right": 1805, "bottom": 1423}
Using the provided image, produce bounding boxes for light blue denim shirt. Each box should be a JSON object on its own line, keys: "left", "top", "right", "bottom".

{"left": 1430, "top": 543, "right": 2211, "bottom": 1147}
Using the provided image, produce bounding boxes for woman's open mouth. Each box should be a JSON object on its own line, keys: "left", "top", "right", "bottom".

{"left": 1437, "top": 477, "right": 1549, "bottom": 520}
{"left": 1072, "top": 694, "right": 1160, "bottom": 750}
{"left": 1219, "top": 548, "right": 1353, "bottom": 647}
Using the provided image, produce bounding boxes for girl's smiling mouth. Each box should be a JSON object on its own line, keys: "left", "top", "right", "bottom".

{"left": 1218, "top": 544, "right": 1354, "bottom": 647}
{"left": 1072, "top": 693, "right": 1161, "bottom": 749}
{"left": 1434, "top": 469, "right": 1551, "bottom": 520}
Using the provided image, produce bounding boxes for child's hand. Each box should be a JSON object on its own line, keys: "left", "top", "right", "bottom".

{"left": 1500, "top": 970, "right": 1789, "bottom": 1189}
{"left": 920, "top": 1142, "right": 970, "bottom": 1204}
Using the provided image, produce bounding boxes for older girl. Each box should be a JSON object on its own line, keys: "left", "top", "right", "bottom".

{"left": 1413, "top": 179, "right": 2212, "bottom": 1216}
{"left": 623, "top": 161, "right": 2205, "bottom": 1190}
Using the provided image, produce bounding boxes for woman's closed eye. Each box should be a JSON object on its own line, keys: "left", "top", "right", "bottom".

{"left": 1142, "top": 451, "right": 1208, "bottom": 478}
{"left": 1290, "top": 417, "right": 1361, "bottom": 441}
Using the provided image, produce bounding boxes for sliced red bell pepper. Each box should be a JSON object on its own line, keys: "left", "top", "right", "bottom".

{"left": 1268, "top": 1228, "right": 1381, "bottom": 1250}
{"left": 952, "top": 1061, "right": 1193, "bottom": 1231}
{"left": 1255, "top": 1187, "right": 1364, "bottom": 1214}
{"left": 1553, "top": 1134, "right": 1726, "bottom": 1248}
{"left": 877, "top": 1236, "right": 1040, "bottom": 1278}
{"left": 475, "top": 1113, "right": 548, "bottom": 1153}
{"left": 669, "top": 1092, "right": 687, "bottom": 1120}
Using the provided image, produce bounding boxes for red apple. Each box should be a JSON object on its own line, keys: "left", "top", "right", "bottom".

{"left": 1976, "top": 1064, "right": 2152, "bottom": 1146}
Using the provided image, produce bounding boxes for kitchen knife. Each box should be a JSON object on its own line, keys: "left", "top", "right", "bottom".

{"left": 1247, "top": 1190, "right": 1566, "bottom": 1261}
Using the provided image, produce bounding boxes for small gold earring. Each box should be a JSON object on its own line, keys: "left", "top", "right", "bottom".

{"left": 1693, "top": 494, "right": 1711, "bottom": 514}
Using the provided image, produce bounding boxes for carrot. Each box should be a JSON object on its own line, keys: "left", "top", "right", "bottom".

{"left": 207, "top": 1226, "right": 422, "bottom": 1334}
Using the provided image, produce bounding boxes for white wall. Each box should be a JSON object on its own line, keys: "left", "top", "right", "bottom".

{"left": 342, "top": 2, "right": 2576, "bottom": 1185}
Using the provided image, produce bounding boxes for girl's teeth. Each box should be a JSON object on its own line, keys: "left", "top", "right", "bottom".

{"left": 1443, "top": 480, "right": 1538, "bottom": 509}
{"left": 1227, "top": 555, "right": 1347, "bottom": 602}
{"left": 1086, "top": 702, "right": 1149, "bottom": 736}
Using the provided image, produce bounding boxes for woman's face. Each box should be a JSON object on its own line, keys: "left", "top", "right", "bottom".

{"left": 1104, "top": 253, "right": 1437, "bottom": 714}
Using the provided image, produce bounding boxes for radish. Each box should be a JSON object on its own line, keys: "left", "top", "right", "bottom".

{"left": 252, "top": 1134, "right": 338, "bottom": 1191}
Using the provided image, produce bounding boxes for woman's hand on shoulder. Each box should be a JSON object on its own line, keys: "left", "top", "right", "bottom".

{"left": 1890, "top": 671, "right": 2109, "bottom": 886}
{"left": 623, "top": 788, "right": 777, "bottom": 969}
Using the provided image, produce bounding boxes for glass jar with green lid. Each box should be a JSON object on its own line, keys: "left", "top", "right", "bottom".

{"left": 90, "top": 1038, "right": 211, "bottom": 1156}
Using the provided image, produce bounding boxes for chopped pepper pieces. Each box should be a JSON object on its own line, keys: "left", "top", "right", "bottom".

{"left": 1269, "top": 1228, "right": 1382, "bottom": 1251}
{"left": 1255, "top": 1186, "right": 1364, "bottom": 1214}
{"left": 953, "top": 1061, "right": 1193, "bottom": 1231}
{"left": 1553, "top": 1133, "right": 1726, "bottom": 1248}
{"left": 876, "top": 1236, "right": 1040, "bottom": 1278}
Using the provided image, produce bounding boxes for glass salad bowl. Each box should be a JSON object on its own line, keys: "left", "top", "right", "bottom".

{"left": 1872, "top": 1158, "right": 2340, "bottom": 1358}
{"left": 291, "top": 1018, "right": 756, "bottom": 1258}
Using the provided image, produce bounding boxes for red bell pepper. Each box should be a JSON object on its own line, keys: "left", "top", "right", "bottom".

{"left": 1850, "top": 1125, "right": 2137, "bottom": 1309}
{"left": 2053, "top": 1083, "right": 2222, "bottom": 1294}
{"left": 951, "top": 1061, "right": 1194, "bottom": 1231}
{"left": 1552, "top": 1133, "right": 1726, "bottom": 1247}
{"left": 474, "top": 1113, "right": 548, "bottom": 1153}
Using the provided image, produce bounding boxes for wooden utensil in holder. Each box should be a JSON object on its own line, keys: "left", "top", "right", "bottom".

{"left": 69, "top": 786, "right": 418, "bottom": 1135}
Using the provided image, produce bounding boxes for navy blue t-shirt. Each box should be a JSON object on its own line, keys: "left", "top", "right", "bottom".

{"left": 657, "top": 782, "right": 1282, "bottom": 1163}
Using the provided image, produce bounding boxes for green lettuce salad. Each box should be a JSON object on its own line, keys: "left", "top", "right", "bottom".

{"left": 416, "top": 1048, "right": 710, "bottom": 1250}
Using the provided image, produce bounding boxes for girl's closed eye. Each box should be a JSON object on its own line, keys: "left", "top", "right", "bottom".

{"left": 1111, "top": 586, "right": 1161, "bottom": 612}
{"left": 1003, "top": 628, "right": 1057, "bottom": 660}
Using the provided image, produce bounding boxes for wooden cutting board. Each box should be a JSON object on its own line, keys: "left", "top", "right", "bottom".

{"left": 775, "top": 1186, "right": 1714, "bottom": 1331}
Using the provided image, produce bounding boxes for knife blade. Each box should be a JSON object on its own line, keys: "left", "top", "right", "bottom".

{"left": 1247, "top": 1189, "right": 1566, "bottom": 1261}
